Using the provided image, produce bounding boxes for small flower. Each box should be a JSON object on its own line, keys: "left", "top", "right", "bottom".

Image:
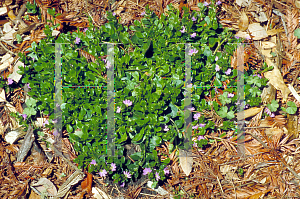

{"left": 235, "top": 36, "right": 240, "bottom": 39}
{"left": 56, "top": 103, "right": 60, "bottom": 108}
{"left": 215, "top": 56, "right": 219, "bottom": 61}
{"left": 228, "top": 136, "right": 233, "bottom": 140}
{"left": 143, "top": 168, "right": 152, "bottom": 175}
{"left": 192, "top": 125, "right": 199, "bottom": 129}
{"left": 90, "top": 159, "right": 97, "bottom": 165}
{"left": 245, "top": 104, "right": 249, "bottom": 109}
{"left": 43, "top": 120, "right": 49, "bottom": 127}
{"left": 270, "top": 113, "right": 275, "bottom": 117}
{"left": 191, "top": 16, "right": 197, "bottom": 22}
{"left": 32, "top": 57, "right": 35, "bottom": 62}
{"left": 180, "top": 26, "right": 186, "bottom": 33}
{"left": 21, "top": 114, "right": 27, "bottom": 120}
{"left": 120, "top": 182, "right": 125, "bottom": 187}
{"left": 188, "top": 48, "right": 198, "bottom": 56}
{"left": 225, "top": 68, "right": 231, "bottom": 75}
{"left": 141, "top": 11, "right": 146, "bottom": 16}
{"left": 204, "top": 2, "right": 210, "bottom": 6}
{"left": 7, "top": 78, "right": 13, "bottom": 85}
{"left": 111, "top": 163, "right": 116, "bottom": 171}
{"left": 116, "top": 106, "right": 121, "bottom": 113}
{"left": 113, "top": 12, "right": 116, "bottom": 16}
{"left": 193, "top": 142, "right": 197, "bottom": 147}
{"left": 216, "top": 0, "right": 222, "bottom": 5}
{"left": 52, "top": 119, "right": 57, "bottom": 124}
{"left": 228, "top": 93, "right": 235, "bottom": 98}
{"left": 199, "top": 123, "right": 206, "bottom": 127}
{"left": 123, "top": 99, "right": 133, "bottom": 107}
{"left": 164, "top": 125, "right": 169, "bottom": 131}
{"left": 190, "top": 33, "right": 197, "bottom": 38}
{"left": 188, "top": 107, "right": 195, "bottom": 111}
{"left": 193, "top": 113, "right": 201, "bottom": 120}
{"left": 83, "top": 28, "right": 88, "bottom": 32}
{"left": 187, "top": 83, "right": 193, "bottom": 88}
{"left": 124, "top": 171, "right": 131, "bottom": 178}
{"left": 99, "top": 169, "right": 107, "bottom": 177}
{"left": 155, "top": 172, "right": 160, "bottom": 181}
{"left": 74, "top": 37, "right": 80, "bottom": 44}
{"left": 164, "top": 167, "right": 170, "bottom": 175}
{"left": 198, "top": 135, "right": 205, "bottom": 141}
{"left": 105, "top": 60, "right": 112, "bottom": 69}
{"left": 215, "top": 64, "right": 220, "bottom": 72}
{"left": 53, "top": 129, "right": 59, "bottom": 136}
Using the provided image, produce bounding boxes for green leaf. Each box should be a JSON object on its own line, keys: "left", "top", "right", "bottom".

{"left": 286, "top": 101, "right": 297, "bottom": 114}
{"left": 169, "top": 103, "right": 178, "bottom": 118}
{"left": 294, "top": 28, "right": 300, "bottom": 39}
{"left": 67, "top": 124, "right": 73, "bottom": 133}
{"left": 132, "top": 128, "right": 144, "bottom": 142}
{"left": 151, "top": 136, "right": 162, "bottom": 146}
{"left": 217, "top": 106, "right": 228, "bottom": 118}
{"left": 267, "top": 99, "right": 279, "bottom": 112}
{"left": 26, "top": 98, "right": 37, "bottom": 107}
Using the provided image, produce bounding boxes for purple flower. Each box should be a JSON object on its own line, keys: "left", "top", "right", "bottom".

{"left": 164, "top": 167, "right": 170, "bottom": 175}
{"left": 155, "top": 172, "right": 160, "bottom": 181}
{"left": 180, "top": 26, "right": 186, "bottom": 33}
{"left": 246, "top": 35, "right": 251, "bottom": 40}
{"left": 43, "top": 120, "right": 49, "bottom": 127}
{"left": 225, "top": 68, "right": 231, "bottom": 75}
{"left": 188, "top": 107, "right": 195, "bottom": 111}
{"left": 215, "top": 64, "right": 220, "bottom": 72}
{"left": 228, "top": 93, "right": 235, "bottom": 98}
{"left": 188, "top": 48, "right": 198, "bottom": 56}
{"left": 7, "top": 78, "right": 13, "bottom": 85}
{"left": 124, "top": 171, "right": 131, "bottom": 178}
{"left": 56, "top": 103, "right": 60, "bottom": 108}
{"left": 21, "top": 114, "right": 27, "bottom": 120}
{"left": 83, "top": 28, "right": 88, "bottom": 32}
{"left": 215, "top": 56, "right": 219, "bottom": 61}
{"left": 105, "top": 60, "right": 112, "bottom": 69}
{"left": 91, "top": 159, "right": 97, "bottom": 165}
{"left": 141, "top": 11, "right": 146, "bottom": 16}
{"left": 192, "top": 125, "right": 199, "bottom": 129}
{"left": 111, "top": 163, "right": 116, "bottom": 171}
{"left": 253, "top": 74, "right": 262, "bottom": 79}
{"left": 164, "top": 125, "right": 169, "bottom": 131}
{"left": 193, "top": 112, "right": 201, "bottom": 120}
{"left": 192, "top": 16, "right": 197, "bottom": 22}
{"left": 265, "top": 107, "right": 273, "bottom": 117}
{"left": 53, "top": 129, "right": 59, "bottom": 136}
{"left": 32, "top": 57, "right": 35, "bottom": 62}
{"left": 143, "top": 168, "right": 152, "bottom": 175}
{"left": 235, "top": 36, "right": 240, "bottom": 39}
{"left": 113, "top": 12, "right": 116, "bottom": 16}
{"left": 120, "top": 182, "right": 125, "bottom": 187}
{"left": 27, "top": 83, "right": 31, "bottom": 89}
{"left": 74, "top": 37, "right": 80, "bottom": 44}
{"left": 52, "top": 119, "right": 57, "bottom": 124}
{"left": 99, "top": 169, "right": 107, "bottom": 177}
{"left": 193, "top": 142, "right": 197, "bottom": 147}
{"left": 199, "top": 123, "right": 206, "bottom": 127}
{"left": 204, "top": 2, "right": 210, "bottom": 6}
{"left": 245, "top": 104, "right": 249, "bottom": 109}
{"left": 190, "top": 33, "right": 197, "bottom": 38}
{"left": 216, "top": 1, "right": 222, "bottom": 5}
{"left": 123, "top": 99, "right": 132, "bottom": 107}
{"left": 198, "top": 135, "right": 205, "bottom": 141}
{"left": 270, "top": 113, "right": 275, "bottom": 117}
{"left": 116, "top": 106, "right": 121, "bottom": 113}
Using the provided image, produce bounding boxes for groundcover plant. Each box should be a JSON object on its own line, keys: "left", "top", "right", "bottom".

{"left": 13, "top": 0, "right": 270, "bottom": 188}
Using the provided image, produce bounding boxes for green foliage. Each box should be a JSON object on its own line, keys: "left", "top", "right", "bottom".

{"left": 16, "top": 0, "right": 268, "bottom": 188}
{"left": 281, "top": 101, "right": 298, "bottom": 114}
{"left": 267, "top": 99, "right": 279, "bottom": 112}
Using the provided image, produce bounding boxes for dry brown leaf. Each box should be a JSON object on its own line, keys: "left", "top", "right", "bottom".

{"left": 248, "top": 23, "right": 268, "bottom": 40}
{"left": 238, "top": 12, "right": 249, "bottom": 31}
{"left": 236, "top": 107, "right": 264, "bottom": 119}
{"left": 178, "top": 148, "right": 193, "bottom": 176}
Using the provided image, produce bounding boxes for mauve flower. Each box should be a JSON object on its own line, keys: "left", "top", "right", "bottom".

{"left": 192, "top": 125, "right": 199, "bottom": 129}
{"left": 199, "top": 123, "right": 206, "bottom": 127}
{"left": 123, "top": 99, "right": 132, "bottom": 107}
{"left": 188, "top": 107, "right": 195, "bottom": 111}
{"left": 188, "top": 48, "right": 198, "bottom": 56}
{"left": 192, "top": 16, "right": 197, "bottom": 22}
{"left": 8, "top": 78, "right": 13, "bottom": 85}
{"left": 116, "top": 106, "right": 121, "bottom": 113}
{"left": 83, "top": 28, "right": 88, "bottom": 32}
{"left": 105, "top": 60, "right": 112, "bottom": 69}
{"left": 141, "top": 11, "right": 146, "bottom": 16}
{"left": 99, "top": 169, "right": 107, "bottom": 177}
{"left": 193, "top": 113, "right": 201, "bottom": 120}
{"left": 215, "top": 64, "right": 220, "bottom": 72}
{"left": 190, "top": 33, "right": 197, "bottom": 38}
{"left": 52, "top": 119, "right": 57, "bottom": 124}
{"left": 155, "top": 172, "right": 160, "bottom": 181}
{"left": 164, "top": 167, "right": 170, "bottom": 175}
{"left": 124, "top": 171, "right": 131, "bottom": 178}
{"left": 216, "top": 0, "right": 222, "bottom": 5}
{"left": 204, "top": 2, "right": 210, "bottom": 6}
{"left": 21, "top": 114, "right": 27, "bottom": 120}
{"left": 27, "top": 83, "right": 31, "bottom": 89}
{"left": 74, "top": 37, "right": 80, "bottom": 44}
{"left": 43, "top": 120, "right": 49, "bottom": 127}
{"left": 270, "top": 113, "right": 275, "bottom": 117}
{"left": 113, "top": 12, "right": 116, "bottom": 16}
{"left": 215, "top": 56, "right": 219, "bottom": 61}
{"left": 91, "top": 159, "right": 97, "bottom": 165}
{"left": 198, "top": 135, "right": 205, "bottom": 141}
{"left": 111, "top": 163, "right": 116, "bottom": 171}
{"left": 228, "top": 93, "right": 235, "bottom": 98}
{"left": 193, "top": 142, "right": 197, "bottom": 147}
{"left": 120, "top": 182, "right": 125, "bottom": 187}
{"left": 235, "top": 36, "right": 240, "bottom": 39}
{"left": 164, "top": 125, "right": 169, "bottom": 131}
{"left": 143, "top": 168, "right": 152, "bottom": 175}
{"left": 53, "top": 129, "right": 59, "bottom": 136}
{"left": 180, "top": 26, "right": 186, "bottom": 33}
{"left": 225, "top": 68, "right": 231, "bottom": 75}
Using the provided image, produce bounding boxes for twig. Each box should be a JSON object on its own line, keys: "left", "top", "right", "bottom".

{"left": 0, "top": 41, "right": 17, "bottom": 56}
{"left": 290, "top": 65, "right": 300, "bottom": 87}
{"left": 178, "top": 184, "right": 189, "bottom": 198}
{"left": 230, "top": 177, "right": 237, "bottom": 199}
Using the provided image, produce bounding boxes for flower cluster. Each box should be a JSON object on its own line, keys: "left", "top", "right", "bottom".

{"left": 265, "top": 107, "right": 275, "bottom": 117}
